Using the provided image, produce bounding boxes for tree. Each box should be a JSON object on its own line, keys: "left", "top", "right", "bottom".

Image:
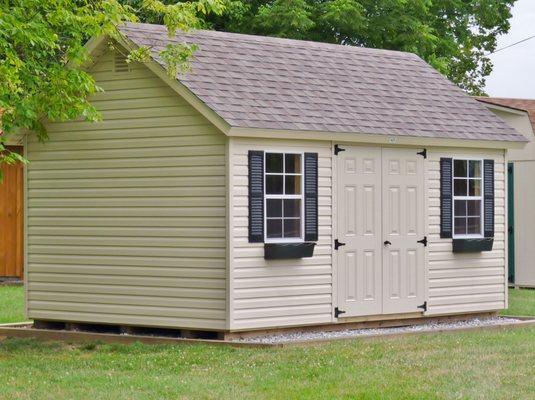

{"left": 206, "top": 0, "right": 515, "bottom": 95}
{"left": 0, "top": 0, "right": 223, "bottom": 168}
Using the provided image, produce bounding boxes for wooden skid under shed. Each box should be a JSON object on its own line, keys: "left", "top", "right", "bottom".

{"left": 0, "top": 323, "right": 278, "bottom": 348}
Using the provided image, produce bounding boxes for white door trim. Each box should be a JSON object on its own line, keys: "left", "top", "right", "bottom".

{"left": 334, "top": 145, "right": 427, "bottom": 318}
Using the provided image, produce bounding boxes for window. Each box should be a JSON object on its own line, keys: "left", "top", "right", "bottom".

{"left": 453, "top": 159, "right": 483, "bottom": 237}
{"left": 248, "top": 150, "right": 318, "bottom": 244}
{"left": 264, "top": 152, "right": 304, "bottom": 242}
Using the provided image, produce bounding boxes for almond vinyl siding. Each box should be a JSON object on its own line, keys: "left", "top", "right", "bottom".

{"left": 426, "top": 148, "right": 507, "bottom": 315}
{"left": 26, "top": 50, "right": 228, "bottom": 330}
{"left": 229, "top": 138, "right": 333, "bottom": 330}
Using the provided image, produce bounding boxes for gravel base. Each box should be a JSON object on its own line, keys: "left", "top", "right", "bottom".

{"left": 234, "top": 317, "right": 521, "bottom": 344}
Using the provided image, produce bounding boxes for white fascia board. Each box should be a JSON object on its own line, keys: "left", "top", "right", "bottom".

{"left": 228, "top": 126, "right": 527, "bottom": 150}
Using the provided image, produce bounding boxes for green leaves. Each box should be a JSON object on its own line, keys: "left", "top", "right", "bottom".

{"left": 0, "top": 0, "right": 136, "bottom": 164}
{"left": 0, "top": 0, "right": 224, "bottom": 166}
{"left": 141, "top": 0, "right": 224, "bottom": 35}
{"left": 160, "top": 42, "right": 199, "bottom": 77}
{"left": 318, "top": 0, "right": 365, "bottom": 43}
{"left": 255, "top": 0, "right": 314, "bottom": 39}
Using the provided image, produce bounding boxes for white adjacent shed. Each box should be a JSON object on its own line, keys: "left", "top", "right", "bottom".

{"left": 477, "top": 97, "right": 535, "bottom": 288}
{"left": 24, "top": 23, "right": 527, "bottom": 334}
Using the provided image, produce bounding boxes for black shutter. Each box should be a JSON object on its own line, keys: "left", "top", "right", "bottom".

{"left": 483, "top": 159, "right": 495, "bottom": 238}
{"left": 304, "top": 152, "right": 318, "bottom": 242}
{"left": 248, "top": 150, "right": 264, "bottom": 243}
{"left": 440, "top": 158, "right": 453, "bottom": 238}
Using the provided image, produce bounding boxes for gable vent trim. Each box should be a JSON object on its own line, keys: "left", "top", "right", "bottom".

{"left": 114, "top": 53, "right": 130, "bottom": 73}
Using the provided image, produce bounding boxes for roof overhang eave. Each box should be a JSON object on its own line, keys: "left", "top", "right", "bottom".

{"left": 227, "top": 126, "right": 527, "bottom": 149}
{"left": 476, "top": 100, "right": 530, "bottom": 117}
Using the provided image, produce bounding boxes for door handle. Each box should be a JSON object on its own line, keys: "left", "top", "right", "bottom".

{"left": 384, "top": 240, "right": 392, "bottom": 246}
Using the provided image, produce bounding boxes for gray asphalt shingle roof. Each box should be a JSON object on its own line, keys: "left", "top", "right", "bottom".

{"left": 118, "top": 23, "right": 525, "bottom": 142}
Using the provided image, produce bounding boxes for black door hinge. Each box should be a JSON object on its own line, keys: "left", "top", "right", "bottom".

{"left": 417, "top": 149, "right": 427, "bottom": 159}
{"left": 334, "top": 144, "right": 346, "bottom": 155}
{"left": 334, "top": 239, "right": 346, "bottom": 250}
{"left": 417, "top": 301, "right": 427, "bottom": 312}
{"left": 417, "top": 236, "right": 428, "bottom": 247}
{"left": 334, "top": 307, "right": 346, "bottom": 318}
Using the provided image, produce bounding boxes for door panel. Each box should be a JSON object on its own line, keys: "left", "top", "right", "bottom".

{"left": 337, "top": 147, "right": 382, "bottom": 316}
{"left": 0, "top": 146, "right": 24, "bottom": 279}
{"left": 387, "top": 249, "right": 401, "bottom": 299}
{"left": 382, "top": 148, "right": 425, "bottom": 314}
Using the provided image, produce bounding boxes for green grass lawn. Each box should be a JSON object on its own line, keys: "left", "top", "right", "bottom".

{"left": 0, "top": 285, "right": 25, "bottom": 324}
{"left": 0, "top": 286, "right": 533, "bottom": 399}
{"left": 502, "top": 288, "right": 535, "bottom": 316}
{"left": 0, "top": 327, "right": 533, "bottom": 399}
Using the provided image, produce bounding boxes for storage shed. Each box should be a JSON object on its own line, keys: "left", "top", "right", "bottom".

{"left": 24, "top": 23, "right": 527, "bottom": 335}
{"left": 477, "top": 97, "right": 535, "bottom": 288}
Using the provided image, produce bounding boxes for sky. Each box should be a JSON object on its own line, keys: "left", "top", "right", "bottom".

{"left": 485, "top": 0, "right": 535, "bottom": 98}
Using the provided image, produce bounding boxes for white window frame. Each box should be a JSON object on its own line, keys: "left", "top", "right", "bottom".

{"left": 264, "top": 151, "right": 305, "bottom": 243}
{"left": 452, "top": 158, "right": 484, "bottom": 239}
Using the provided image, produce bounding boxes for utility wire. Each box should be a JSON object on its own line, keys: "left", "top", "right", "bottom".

{"left": 489, "top": 34, "right": 535, "bottom": 55}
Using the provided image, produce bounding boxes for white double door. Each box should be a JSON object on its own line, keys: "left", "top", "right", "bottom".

{"left": 336, "top": 146, "right": 425, "bottom": 317}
